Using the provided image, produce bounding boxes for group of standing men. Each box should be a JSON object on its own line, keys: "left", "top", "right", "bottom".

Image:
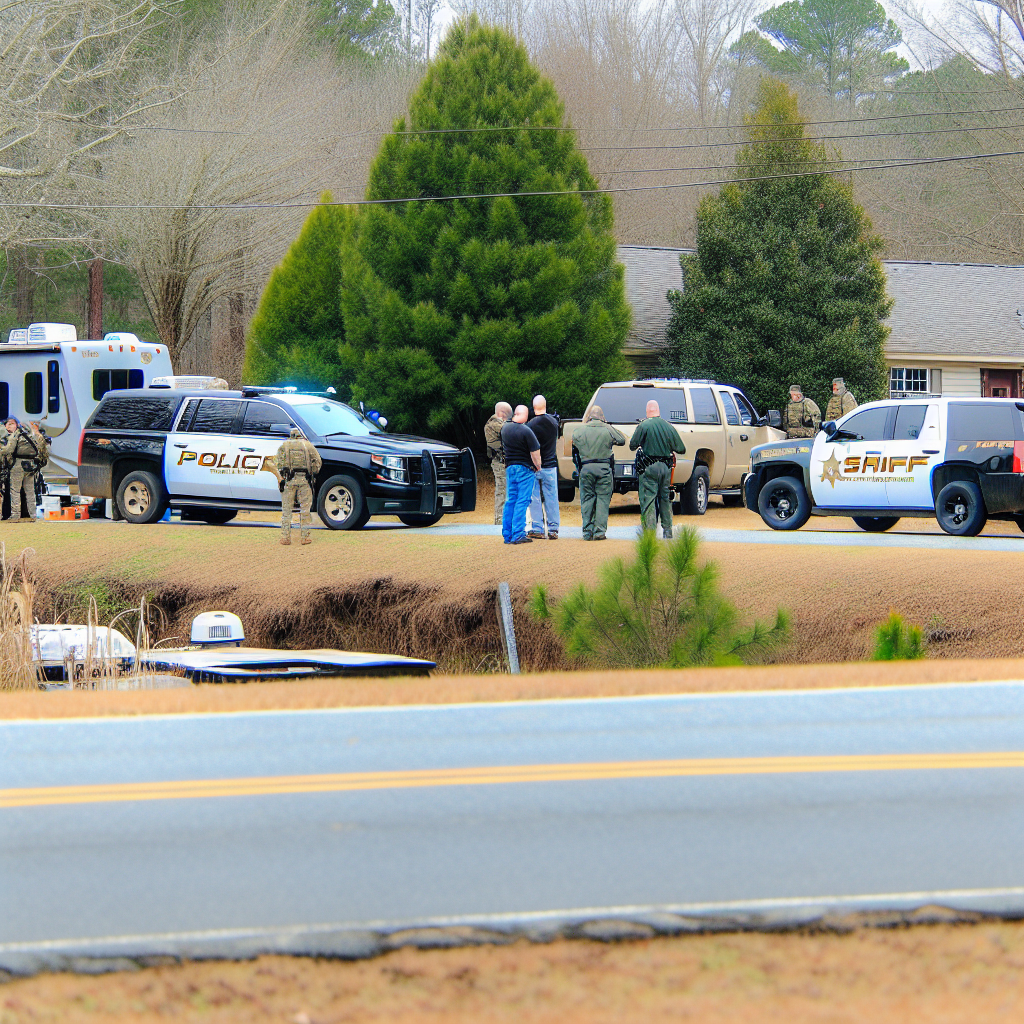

{"left": 1, "top": 418, "right": 48, "bottom": 522}
{"left": 485, "top": 396, "right": 560, "bottom": 544}
{"left": 781, "top": 378, "right": 858, "bottom": 438}
{"left": 484, "top": 397, "right": 687, "bottom": 542}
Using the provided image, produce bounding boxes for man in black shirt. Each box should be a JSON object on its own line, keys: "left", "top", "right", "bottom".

{"left": 500, "top": 405, "right": 541, "bottom": 544}
{"left": 527, "top": 394, "right": 560, "bottom": 539}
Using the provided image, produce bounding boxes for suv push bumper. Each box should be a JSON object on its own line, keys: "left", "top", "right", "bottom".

{"left": 366, "top": 447, "right": 477, "bottom": 516}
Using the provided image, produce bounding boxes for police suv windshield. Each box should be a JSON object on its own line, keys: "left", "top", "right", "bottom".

{"left": 281, "top": 396, "right": 377, "bottom": 437}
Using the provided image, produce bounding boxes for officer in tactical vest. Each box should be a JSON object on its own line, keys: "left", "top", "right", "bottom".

{"left": 483, "top": 401, "right": 512, "bottom": 526}
{"left": 2, "top": 419, "right": 47, "bottom": 522}
{"left": 573, "top": 406, "right": 626, "bottom": 541}
{"left": 0, "top": 418, "right": 15, "bottom": 518}
{"left": 629, "top": 399, "right": 687, "bottom": 538}
{"left": 825, "top": 378, "right": 857, "bottom": 422}
{"left": 275, "top": 427, "right": 322, "bottom": 545}
{"left": 782, "top": 384, "right": 821, "bottom": 438}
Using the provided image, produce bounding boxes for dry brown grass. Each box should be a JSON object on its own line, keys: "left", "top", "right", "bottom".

{"left": 4, "top": 657, "right": 1024, "bottom": 719}
{"left": 5, "top": 922, "right": 1024, "bottom": 1022}
{"left": 3, "top": 519, "right": 1023, "bottom": 675}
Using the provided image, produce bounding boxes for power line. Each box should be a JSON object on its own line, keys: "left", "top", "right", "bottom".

{"left": 579, "top": 119, "right": 1024, "bottom": 153}
{"left": 75, "top": 103, "right": 1024, "bottom": 141}
{"left": 7, "top": 147, "right": 1024, "bottom": 212}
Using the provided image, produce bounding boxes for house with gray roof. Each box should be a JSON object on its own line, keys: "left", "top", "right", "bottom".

{"left": 616, "top": 245, "right": 1024, "bottom": 399}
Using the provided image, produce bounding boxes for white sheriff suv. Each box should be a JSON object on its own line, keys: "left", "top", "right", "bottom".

{"left": 744, "top": 397, "right": 1024, "bottom": 536}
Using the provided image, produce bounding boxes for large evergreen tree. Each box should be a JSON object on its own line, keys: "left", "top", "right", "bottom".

{"left": 664, "top": 78, "right": 890, "bottom": 416}
{"left": 243, "top": 196, "right": 353, "bottom": 392}
{"left": 340, "top": 17, "right": 631, "bottom": 447}
{"left": 731, "top": 0, "right": 908, "bottom": 104}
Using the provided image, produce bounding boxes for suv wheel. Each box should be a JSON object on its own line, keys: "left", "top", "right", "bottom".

{"left": 935, "top": 480, "right": 987, "bottom": 536}
{"left": 852, "top": 516, "right": 900, "bottom": 533}
{"left": 757, "top": 475, "right": 811, "bottom": 530}
{"left": 116, "top": 470, "right": 168, "bottom": 525}
{"left": 317, "top": 474, "right": 369, "bottom": 530}
{"left": 681, "top": 465, "right": 710, "bottom": 515}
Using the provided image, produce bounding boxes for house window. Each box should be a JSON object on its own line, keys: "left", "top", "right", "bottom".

{"left": 890, "top": 367, "right": 929, "bottom": 396}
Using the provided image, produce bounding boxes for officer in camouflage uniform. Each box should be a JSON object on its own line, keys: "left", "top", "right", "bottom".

{"left": 483, "top": 401, "right": 512, "bottom": 526}
{"left": 2, "top": 420, "right": 47, "bottom": 522}
{"left": 825, "top": 378, "right": 857, "bottom": 422}
{"left": 782, "top": 384, "right": 821, "bottom": 438}
{"left": 573, "top": 406, "right": 626, "bottom": 541}
{"left": 0, "top": 418, "right": 15, "bottom": 518}
{"left": 629, "top": 400, "right": 687, "bottom": 538}
{"left": 275, "top": 428, "right": 322, "bottom": 545}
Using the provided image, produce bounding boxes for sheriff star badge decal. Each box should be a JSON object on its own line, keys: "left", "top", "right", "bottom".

{"left": 819, "top": 452, "right": 843, "bottom": 488}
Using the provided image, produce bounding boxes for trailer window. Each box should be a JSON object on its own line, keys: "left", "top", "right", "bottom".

{"left": 92, "top": 368, "right": 144, "bottom": 401}
{"left": 24, "top": 372, "right": 42, "bottom": 415}
{"left": 0, "top": 382, "right": 7, "bottom": 420}
{"left": 47, "top": 360, "right": 59, "bottom": 414}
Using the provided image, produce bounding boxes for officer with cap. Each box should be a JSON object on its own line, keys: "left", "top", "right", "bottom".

{"left": 275, "top": 427, "right": 322, "bottom": 545}
{"left": 825, "top": 378, "right": 858, "bottom": 422}
{"left": 573, "top": 406, "right": 626, "bottom": 541}
{"left": 782, "top": 384, "right": 821, "bottom": 438}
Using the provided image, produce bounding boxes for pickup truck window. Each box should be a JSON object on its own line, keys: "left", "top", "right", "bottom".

{"left": 89, "top": 396, "right": 178, "bottom": 431}
{"left": 689, "top": 387, "right": 720, "bottom": 424}
{"left": 242, "top": 401, "right": 294, "bottom": 437}
{"left": 733, "top": 393, "right": 756, "bottom": 426}
{"left": 893, "top": 404, "right": 928, "bottom": 440}
{"left": 838, "top": 407, "right": 888, "bottom": 441}
{"left": 590, "top": 387, "right": 688, "bottom": 424}
{"left": 948, "top": 403, "right": 1022, "bottom": 441}
{"left": 189, "top": 399, "right": 242, "bottom": 434}
{"left": 718, "top": 390, "right": 740, "bottom": 425}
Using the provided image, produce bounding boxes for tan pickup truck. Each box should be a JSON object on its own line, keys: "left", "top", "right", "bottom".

{"left": 556, "top": 379, "right": 785, "bottom": 514}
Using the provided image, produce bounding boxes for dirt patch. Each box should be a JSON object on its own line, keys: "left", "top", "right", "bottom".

{"left": 4, "top": 922, "right": 1024, "bottom": 1022}
{"left": 4, "top": 657, "right": 1024, "bottom": 719}
{"left": 4, "top": 521, "right": 1024, "bottom": 672}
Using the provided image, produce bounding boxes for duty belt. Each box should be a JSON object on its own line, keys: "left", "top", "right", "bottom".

{"left": 580, "top": 458, "right": 612, "bottom": 466}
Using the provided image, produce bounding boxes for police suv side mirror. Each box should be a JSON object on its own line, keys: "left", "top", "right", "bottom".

{"left": 822, "top": 420, "right": 838, "bottom": 439}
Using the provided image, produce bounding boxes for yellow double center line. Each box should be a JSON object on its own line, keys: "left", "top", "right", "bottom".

{"left": 3, "top": 751, "right": 1024, "bottom": 810}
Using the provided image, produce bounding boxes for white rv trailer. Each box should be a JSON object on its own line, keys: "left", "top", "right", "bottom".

{"left": 0, "top": 323, "right": 173, "bottom": 489}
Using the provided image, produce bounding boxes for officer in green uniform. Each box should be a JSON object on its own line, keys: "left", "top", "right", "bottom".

{"left": 3, "top": 420, "right": 47, "bottom": 522}
{"left": 782, "top": 384, "right": 821, "bottom": 438}
{"left": 629, "top": 399, "right": 687, "bottom": 538}
{"left": 573, "top": 406, "right": 626, "bottom": 541}
{"left": 275, "top": 428, "right": 323, "bottom": 545}
{"left": 483, "top": 402, "right": 511, "bottom": 526}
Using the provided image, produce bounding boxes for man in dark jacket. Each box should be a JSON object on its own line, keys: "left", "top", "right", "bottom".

{"left": 527, "top": 394, "right": 560, "bottom": 539}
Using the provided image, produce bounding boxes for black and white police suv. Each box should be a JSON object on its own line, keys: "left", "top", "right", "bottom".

{"left": 744, "top": 397, "right": 1024, "bottom": 536}
{"left": 78, "top": 387, "right": 476, "bottom": 529}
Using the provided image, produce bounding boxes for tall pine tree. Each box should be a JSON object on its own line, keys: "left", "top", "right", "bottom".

{"left": 664, "top": 78, "right": 890, "bottom": 416}
{"left": 243, "top": 196, "right": 354, "bottom": 393}
{"left": 340, "top": 17, "right": 630, "bottom": 447}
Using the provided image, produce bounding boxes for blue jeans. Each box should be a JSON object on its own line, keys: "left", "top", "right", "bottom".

{"left": 529, "top": 466, "right": 560, "bottom": 535}
{"left": 502, "top": 464, "right": 536, "bottom": 543}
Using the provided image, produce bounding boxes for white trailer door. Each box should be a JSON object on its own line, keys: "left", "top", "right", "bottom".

{"left": 164, "top": 397, "right": 242, "bottom": 500}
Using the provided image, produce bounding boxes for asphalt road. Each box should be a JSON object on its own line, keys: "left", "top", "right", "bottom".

{"left": 3, "top": 682, "right": 1024, "bottom": 967}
